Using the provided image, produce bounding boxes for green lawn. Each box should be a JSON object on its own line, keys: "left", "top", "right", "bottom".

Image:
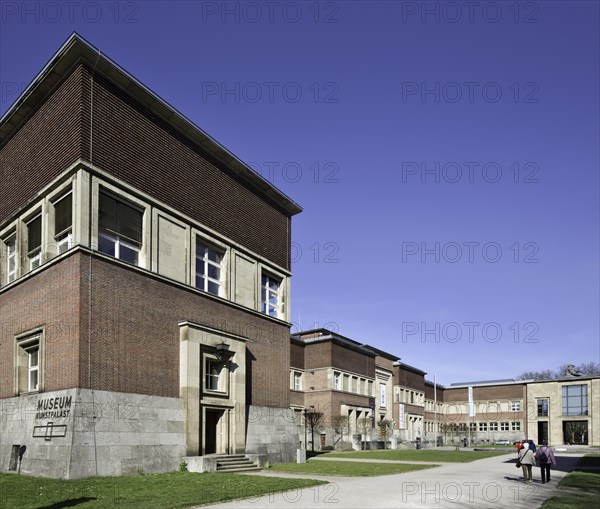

{"left": 325, "top": 449, "right": 509, "bottom": 463}
{"left": 0, "top": 471, "right": 326, "bottom": 509}
{"left": 541, "top": 455, "right": 600, "bottom": 509}
{"left": 269, "top": 460, "right": 439, "bottom": 477}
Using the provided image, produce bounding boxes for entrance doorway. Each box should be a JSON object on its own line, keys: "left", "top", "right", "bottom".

{"left": 205, "top": 409, "right": 224, "bottom": 454}
{"left": 537, "top": 421, "right": 548, "bottom": 444}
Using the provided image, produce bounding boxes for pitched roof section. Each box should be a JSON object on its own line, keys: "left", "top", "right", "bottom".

{"left": 0, "top": 33, "right": 302, "bottom": 216}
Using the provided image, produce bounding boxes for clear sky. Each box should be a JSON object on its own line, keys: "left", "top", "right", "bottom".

{"left": 1, "top": 1, "right": 598, "bottom": 385}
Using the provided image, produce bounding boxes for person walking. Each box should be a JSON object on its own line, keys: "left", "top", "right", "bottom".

{"left": 517, "top": 441, "right": 536, "bottom": 483}
{"left": 535, "top": 440, "right": 557, "bottom": 484}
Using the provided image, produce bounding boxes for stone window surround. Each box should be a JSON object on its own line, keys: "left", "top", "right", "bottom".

{"left": 14, "top": 327, "right": 45, "bottom": 396}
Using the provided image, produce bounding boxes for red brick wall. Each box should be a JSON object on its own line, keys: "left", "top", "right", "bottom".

{"left": 0, "top": 67, "right": 86, "bottom": 223}
{"left": 83, "top": 68, "right": 292, "bottom": 270}
{"left": 79, "top": 252, "right": 290, "bottom": 407}
{"left": 290, "top": 341, "right": 305, "bottom": 369}
{"left": 0, "top": 254, "right": 81, "bottom": 398}
{"left": 395, "top": 366, "right": 426, "bottom": 392}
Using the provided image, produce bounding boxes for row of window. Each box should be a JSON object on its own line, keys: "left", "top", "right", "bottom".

{"left": 1, "top": 181, "right": 285, "bottom": 319}
{"left": 1, "top": 192, "right": 73, "bottom": 285}
{"left": 333, "top": 371, "right": 374, "bottom": 397}
{"left": 396, "top": 388, "right": 425, "bottom": 406}
{"left": 475, "top": 421, "right": 521, "bottom": 432}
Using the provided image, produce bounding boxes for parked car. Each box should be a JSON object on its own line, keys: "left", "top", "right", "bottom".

{"left": 494, "top": 439, "right": 510, "bottom": 445}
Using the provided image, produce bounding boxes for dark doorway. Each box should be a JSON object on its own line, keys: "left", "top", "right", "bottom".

{"left": 563, "top": 421, "right": 588, "bottom": 445}
{"left": 537, "top": 421, "right": 548, "bottom": 444}
{"left": 205, "top": 410, "right": 223, "bottom": 454}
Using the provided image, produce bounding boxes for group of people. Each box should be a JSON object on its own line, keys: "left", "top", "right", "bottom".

{"left": 516, "top": 439, "right": 557, "bottom": 483}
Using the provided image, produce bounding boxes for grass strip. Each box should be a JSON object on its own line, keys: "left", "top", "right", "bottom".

{"left": 325, "top": 449, "right": 508, "bottom": 463}
{"left": 0, "top": 471, "right": 325, "bottom": 509}
{"left": 269, "top": 460, "right": 439, "bottom": 477}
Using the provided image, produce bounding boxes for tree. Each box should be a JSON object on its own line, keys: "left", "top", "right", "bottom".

{"left": 304, "top": 411, "right": 323, "bottom": 452}
{"left": 357, "top": 417, "right": 373, "bottom": 450}
{"left": 332, "top": 415, "right": 350, "bottom": 445}
{"left": 516, "top": 362, "right": 600, "bottom": 381}
{"left": 377, "top": 419, "right": 393, "bottom": 449}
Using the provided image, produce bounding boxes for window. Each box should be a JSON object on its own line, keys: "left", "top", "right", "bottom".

{"left": 196, "top": 240, "right": 223, "bottom": 296}
{"left": 5, "top": 234, "right": 17, "bottom": 283}
{"left": 27, "top": 215, "right": 42, "bottom": 270}
{"left": 352, "top": 377, "right": 358, "bottom": 393}
{"left": 54, "top": 193, "right": 73, "bottom": 254}
{"left": 98, "top": 192, "right": 143, "bottom": 265}
{"left": 205, "top": 359, "right": 223, "bottom": 392}
{"left": 293, "top": 372, "right": 302, "bottom": 391}
{"left": 511, "top": 401, "right": 521, "bottom": 411}
{"left": 368, "top": 380, "right": 373, "bottom": 396}
{"left": 562, "top": 385, "right": 588, "bottom": 416}
{"left": 333, "top": 372, "right": 341, "bottom": 390}
{"left": 261, "top": 274, "right": 281, "bottom": 317}
{"left": 489, "top": 422, "right": 498, "bottom": 432}
{"left": 479, "top": 422, "right": 487, "bottom": 432}
{"left": 500, "top": 422, "right": 509, "bottom": 431}
{"left": 469, "top": 423, "right": 476, "bottom": 432}
{"left": 538, "top": 398, "right": 549, "bottom": 417}
{"left": 511, "top": 421, "right": 521, "bottom": 431}
{"left": 343, "top": 374, "right": 350, "bottom": 392}
{"left": 15, "top": 331, "right": 43, "bottom": 394}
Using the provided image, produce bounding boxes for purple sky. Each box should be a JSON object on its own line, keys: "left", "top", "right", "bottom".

{"left": 1, "top": 1, "right": 598, "bottom": 385}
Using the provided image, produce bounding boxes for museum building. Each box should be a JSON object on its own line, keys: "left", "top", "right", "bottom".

{"left": 0, "top": 33, "right": 302, "bottom": 478}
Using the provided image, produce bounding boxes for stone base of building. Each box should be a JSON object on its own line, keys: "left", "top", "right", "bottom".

{"left": 245, "top": 406, "right": 300, "bottom": 463}
{"left": 0, "top": 388, "right": 185, "bottom": 479}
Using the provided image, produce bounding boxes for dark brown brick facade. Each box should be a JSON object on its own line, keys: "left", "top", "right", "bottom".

{"left": 82, "top": 68, "right": 291, "bottom": 270}
{"left": 0, "top": 253, "right": 82, "bottom": 398}
{"left": 0, "top": 67, "right": 86, "bottom": 224}
{"left": 0, "top": 252, "right": 290, "bottom": 406}
{"left": 1, "top": 64, "right": 293, "bottom": 271}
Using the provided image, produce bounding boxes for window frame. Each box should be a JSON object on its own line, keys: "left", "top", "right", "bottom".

{"left": 52, "top": 191, "right": 74, "bottom": 255}
{"left": 25, "top": 213, "right": 43, "bottom": 271}
{"left": 3, "top": 231, "right": 18, "bottom": 284}
{"left": 14, "top": 328, "right": 44, "bottom": 395}
{"left": 511, "top": 421, "right": 521, "bottom": 431}
{"left": 511, "top": 401, "right": 521, "bottom": 412}
{"left": 195, "top": 238, "right": 225, "bottom": 297}
{"left": 202, "top": 353, "right": 229, "bottom": 396}
{"left": 562, "top": 384, "right": 588, "bottom": 416}
{"left": 293, "top": 371, "right": 302, "bottom": 391}
{"left": 92, "top": 180, "right": 150, "bottom": 269}
{"left": 333, "top": 371, "right": 341, "bottom": 390}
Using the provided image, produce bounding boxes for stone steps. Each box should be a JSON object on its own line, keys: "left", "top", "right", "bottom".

{"left": 215, "top": 454, "right": 261, "bottom": 473}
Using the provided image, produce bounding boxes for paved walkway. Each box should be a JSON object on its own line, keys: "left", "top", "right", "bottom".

{"left": 196, "top": 452, "right": 585, "bottom": 509}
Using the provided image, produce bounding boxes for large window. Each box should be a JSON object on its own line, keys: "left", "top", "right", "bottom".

{"left": 5, "top": 234, "right": 17, "bottom": 283}
{"left": 27, "top": 215, "right": 42, "bottom": 270}
{"left": 54, "top": 193, "right": 73, "bottom": 254}
{"left": 479, "top": 422, "right": 488, "bottom": 432}
{"left": 489, "top": 422, "right": 498, "bottom": 431}
{"left": 562, "top": 385, "right": 588, "bottom": 416}
{"left": 261, "top": 274, "right": 281, "bottom": 317}
{"left": 511, "top": 421, "right": 521, "bottom": 431}
{"left": 500, "top": 422, "right": 509, "bottom": 431}
{"left": 195, "top": 241, "right": 223, "bottom": 296}
{"left": 538, "top": 398, "right": 549, "bottom": 417}
{"left": 511, "top": 401, "right": 521, "bottom": 411}
{"left": 98, "top": 191, "right": 143, "bottom": 265}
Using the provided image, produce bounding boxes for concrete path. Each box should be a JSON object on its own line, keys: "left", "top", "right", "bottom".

{"left": 196, "top": 452, "right": 585, "bottom": 509}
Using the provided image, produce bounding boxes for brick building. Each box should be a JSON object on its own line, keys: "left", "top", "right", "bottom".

{"left": 0, "top": 33, "right": 301, "bottom": 477}
{"left": 289, "top": 330, "right": 599, "bottom": 449}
